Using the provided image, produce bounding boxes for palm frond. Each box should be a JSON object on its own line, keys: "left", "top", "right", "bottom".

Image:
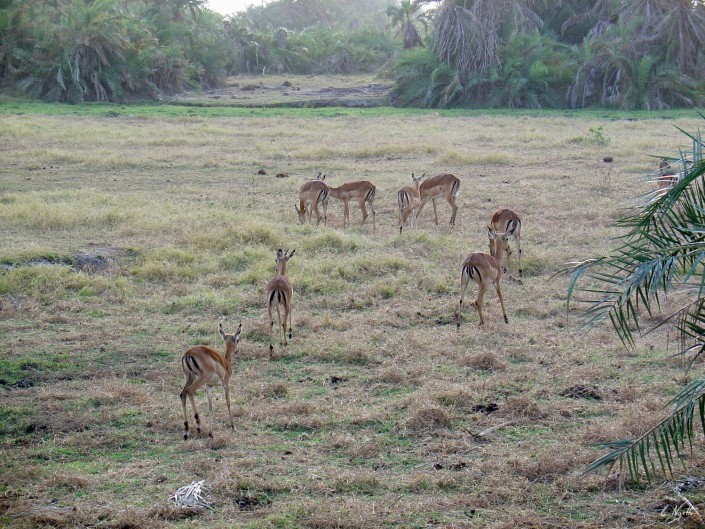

{"left": 586, "top": 377, "right": 705, "bottom": 483}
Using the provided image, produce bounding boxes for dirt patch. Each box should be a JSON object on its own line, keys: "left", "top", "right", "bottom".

{"left": 560, "top": 385, "right": 602, "bottom": 400}
{"left": 173, "top": 75, "right": 392, "bottom": 108}
{"left": 74, "top": 244, "right": 127, "bottom": 272}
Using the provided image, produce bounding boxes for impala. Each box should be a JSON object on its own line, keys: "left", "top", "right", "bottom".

{"left": 267, "top": 249, "right": 295, "bottom": 355}
{"left": 415, "top": 173, "right": 460, "bottom": 226}
{"left": 295, "top": 179, "right": 329, "bottom": 226}
{"left": 180, "top": 322, "right": 242, "bottom": 440}
{"left": 487, "top": 208, "right": 522, "bottom": 277}
{"left": 456, "top": 252, "right": 508, "bottom": 328}
{"left": 656, "top": 158, "right": 678, "bottom": 189}
{"left": 328, "top": 180, "right": 376, "bottom": 231}
{"left": 398, "top": 173, "right": 425, "bottom": 234}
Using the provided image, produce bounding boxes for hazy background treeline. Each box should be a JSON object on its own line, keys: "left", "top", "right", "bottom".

{"left": 1, "top": 0, "right": 704, "bottom": 109}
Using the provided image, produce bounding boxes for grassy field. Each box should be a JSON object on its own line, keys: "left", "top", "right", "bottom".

{"left": 1, "top": 91, "right": 705, "bottom": 528}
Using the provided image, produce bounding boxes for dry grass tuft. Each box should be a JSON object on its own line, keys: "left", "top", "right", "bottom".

{"left": 459, "top": 351, "right": 507, "bottom": 371}
{"left": 376, "top": 367, "right": 406, "bottom": 384}
{"left": 262, "top": 381, "right": 288, "bottom": 398}
{"left": 503, "top": 396, "right": 542, "bottom": 419}
{"left": 407, "top": 405, "right": 453, "bottom": 432}
{"left": 433, "top": 387, "right": 474, "bottom": 409}
{"left": 508, "top": 451, "right": 578, "bottom": 482}
{"left": 208, "top": 433, "right": 230, "bottom": 450}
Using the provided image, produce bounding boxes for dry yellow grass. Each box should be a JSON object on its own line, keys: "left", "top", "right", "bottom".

{"left": 1, "top": 98, "right": 704, "bottom": 528}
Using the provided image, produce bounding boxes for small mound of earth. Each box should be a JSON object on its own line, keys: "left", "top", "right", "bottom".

{"left": 559, "top": 385, "right": 602, "bottom": 400}
{"left": 74, "top": 245, "right": 125, "bottom": 272}
{"left": 233, "top": 494, "right": 271, "bottom": 511}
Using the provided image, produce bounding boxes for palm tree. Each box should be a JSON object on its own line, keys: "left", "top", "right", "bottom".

{"left": 386, "top": 0, "right": 426, "bottom": 49}
{"left": 566, "top": 117, "right": 705, "bottom": 483}
{"left": 430, "top": 0, "right": 542, "bottom": 80}
{"left": 20, "top": 0, "right": 132, "bottom": 102}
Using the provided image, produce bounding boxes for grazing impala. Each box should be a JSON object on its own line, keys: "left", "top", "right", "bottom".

{"left": 415, "top": 173, "right": 460, "bottom": 227}
{"left": 295, "top": 179, "right": 329, "bottom": 226}
{"left": 487, "top": 208, "right": 522, "bottom": 277}
{"left": 456, "top": 252, "right": 508, "bottom": 328}
{"left": 656, "top": 158, "right": 678, "bottom": 189}
{"left": 267, "top": 249, "right": 295, "bottom": 355}
{"left": 398, "top": 173, "right": 425, "bottom": 234}
{"left": 180, "top": 322, "right": 242, "bottom": 440}
{"left": 328, "top": 180, "right": 376, "bottom": 231}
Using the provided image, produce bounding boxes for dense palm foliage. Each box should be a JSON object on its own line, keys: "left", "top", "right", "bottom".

{"left": 1, "top": 0, "right": 704, "bottom": 107}
{"left": 567, "top": 117, "right": 705, "bottom": 483}
{"left": 0, "top": 0, "right": 397, "bottom": 102}
{"left": 391, "top": 0, "right": 705, "bottom": 108}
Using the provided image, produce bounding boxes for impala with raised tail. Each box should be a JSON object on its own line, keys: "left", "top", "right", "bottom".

{"left": 180, "top": 322, "right": 242, "bottom": 440}
{"left": 295, "top": 179, "right": 329, "bottom": 226}
{"left": 456, "top": 252, "right": 508, "bottom": 328}
{"left": 488, "top": 208, "right": 522, "bottom": 277}
{"left": 415, "top": 173, "right": 460, "bottom": 227}
{"left": 267, "top": 249, "right": 295, "bottom": 355}
{"left": 328, "top": 180, "right": 376, "bottom": 231}
{"left": 398, "top": 173, "right": 424, "bottom": 234}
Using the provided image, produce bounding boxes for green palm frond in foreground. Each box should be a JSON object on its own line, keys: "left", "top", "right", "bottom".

{"left": 567, "top": 116, "right": 705, "bottom": 483}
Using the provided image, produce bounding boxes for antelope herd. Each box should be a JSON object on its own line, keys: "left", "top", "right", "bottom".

{"left": 179, "top": 159, "right": 672, "bottom": 437}
{"left": 179, "top": 169, "right": 533, "bottom": 437}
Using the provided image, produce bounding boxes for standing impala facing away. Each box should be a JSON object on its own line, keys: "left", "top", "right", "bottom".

{"left": 415, "top": 173, "right": 460, "bottom": 227}
{"left": 327, "top": 180, "right": 376, "bottom": 231}
{"left": 487, "top": 208, "right": 522, "bottom": 278}
{"left": 180, "top": 322, "right": 242, "bottom": 440}
{"left": 267, "top": 249, "right": 295, "bottom": 355}
{"left": 295, "top": 179, "right": 329, "bottom": 226}
{"left": 398, "top": 173, "right": 425, "bottom": 234}
{"left": 456, "top": 252, "right": 508, "bottom": 328}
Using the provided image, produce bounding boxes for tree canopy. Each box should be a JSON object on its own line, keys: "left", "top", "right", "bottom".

{"left": 2, "top": 0, "right": 704, "bottom": 108}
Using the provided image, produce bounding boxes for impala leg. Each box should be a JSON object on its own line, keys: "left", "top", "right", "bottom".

{"left": 312, "top": 201, "right": 321, "bottom": 225}
{"left": 369, "top": 199, "right": 376, "bottom": 232}
{"left": 343, "top": 201, "right": 350, "bottom": 228}
{"left": 322, "top": 200, "right": 328, "bottom": 226}
{"left": 359, "top": 200, "right": 368, "bottom": 226}
{"left": 432, "top": 198, "right": 438, "bottom": 225}
{"left": 287, "top": 301, "right": 293, "bottom": 341}
{"left": 457, "top": 271, "right": 471, "bottom": 331}
{"left": 448, "top": 196, "right": 458, "bottom": 226}
{"left": 515, "top": 234, "right": 523, "bottom": 278}
{"left": 416, "top": 197, "right": 428, "bottom": 222}
{"left": 400, "top": 207, "right": 410, "bottom": 234}
{"left": 205, "top": 385, "right": 214, "bottom": 438}
{"left": 398, "top": 199, "right": 404, "bottom": 234}
{"left": 275, "top": 301, "right": 284, "bottom": 345}
{"left": 182, "top": 374, "right": 208, "bottom": 438}
{"left": 268, "top": 300, "right": 275, "bottom": 356}
{"left": 473, "top": 283, "right": 488, "bottom": 326}
{"left": 495, "top": 280, "right": 509, "bottom": 324}
{"left": 180, "top": 374, "right": 195, "bottom": 440}
{"left": 223, "top": 381, "right": 234, "bottom": 431}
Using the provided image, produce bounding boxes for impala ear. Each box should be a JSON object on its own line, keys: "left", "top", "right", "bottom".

{"left": 219, "top": 321, "right": 226, "bottom": 340}
{"left": 233, "top": 323, "right": 242, "bottom": 341}
{"left": 487, "top": 227, "right": 497, "bottom": 240}
{"left": 287, "top": 249, "right": 296, "bottom": 259}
